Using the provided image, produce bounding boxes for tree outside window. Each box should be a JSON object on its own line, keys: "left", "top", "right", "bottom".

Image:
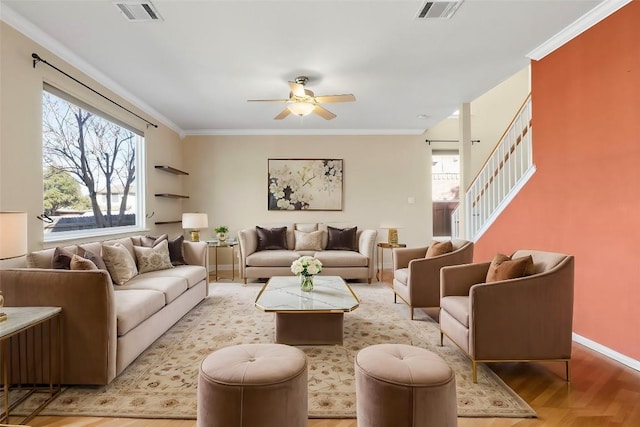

{"left": 42, "top": 88, "right": 144, "bottom": 237}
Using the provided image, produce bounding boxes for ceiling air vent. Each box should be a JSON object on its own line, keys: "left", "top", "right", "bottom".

{"left": 114, "top": 1, "right": 163, "bottom": 22}
{"left": 416, "top": 1, "right": 464, "bottom": 20}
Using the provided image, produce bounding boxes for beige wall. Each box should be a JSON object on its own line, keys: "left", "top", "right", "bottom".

{"left": 1, "top": 19, "right": 481, "bottom": 263}
{"left": 183, "top": 134, "right": 432, "bottom": 262}
{"left": 425, "top": 66, "right": 531, "bottom": 188}
{"left": 0, "top": 22, "right": 185, "bottom": 250}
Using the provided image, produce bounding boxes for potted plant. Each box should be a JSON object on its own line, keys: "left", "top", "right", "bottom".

{"left": 214, "top": 225, "right": 229, "bottom": 242}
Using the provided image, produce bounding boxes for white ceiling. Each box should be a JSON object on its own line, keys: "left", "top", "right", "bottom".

{"left": 1, "top": 0, "right": 608, "bottom": 135}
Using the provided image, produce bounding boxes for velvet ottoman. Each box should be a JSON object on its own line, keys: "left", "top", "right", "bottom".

{"left": 355, "top": 343, "right": 457, "bottom": 426}
{"left": 197, "top": 343, "right": 308, "bottom": 427}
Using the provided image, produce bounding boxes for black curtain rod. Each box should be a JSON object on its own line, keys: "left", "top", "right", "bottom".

{"left": 426, "top": 139, "right": 480, "bottom": 145}
{"left": 32, "top": 53, "right": 158, "bottom": 129}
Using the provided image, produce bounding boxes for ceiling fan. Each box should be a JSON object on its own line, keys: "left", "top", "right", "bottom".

{"left": 248, "top": 76, "right": 355, "bottom": 120}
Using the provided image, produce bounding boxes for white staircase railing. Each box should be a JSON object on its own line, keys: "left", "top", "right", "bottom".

{"left": 452, "top": 95, "right": 535, "bottom": 241}
{"left": 451, "top": 203, "right": 460, "bottom": 239}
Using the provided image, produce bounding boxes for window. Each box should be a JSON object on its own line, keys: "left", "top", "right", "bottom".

{"left": 432, "top": 150, "right": 459, "bottom": 237}
{"left": 42, "top": 84, "right": 145, "bottom": 240}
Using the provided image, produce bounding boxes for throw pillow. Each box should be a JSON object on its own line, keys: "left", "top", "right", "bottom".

{"left": 256, "top": 226, "right": 288, "bottom": 251}
{"left": 426, "top": 241, "right": 453, "bottom": 258}
{"left": 486, "top": 253, "right": 534, "bottom": 282}
{"left": 77, "top": 246, "right": 108, "bottom": 270}
{"left": 140, "top": 234, "right": 168, "bottom": 248}
{"left": 102, "top": 242, "right": 138, "bottom": 285}
{"left": 168, "top": 235, "right": 187, "bottom": 266}
{"left": 326, "top": 226, "right": 358, "bottom": 251}
{"left": 294, "top": 230, "right": 323, "bottom": 251}
{"left": 70, "top": 254, "right": 98, "bottom": 271}
{"left": 51, "top": 246, "right": 75, "bottom": 269}
{"left": 134, "top": 240, "right": 173, "bottom": 274}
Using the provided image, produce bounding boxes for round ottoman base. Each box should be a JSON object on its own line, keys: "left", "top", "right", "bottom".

{"left": 198, "top": 343, "right": 307, "bottom": 427}
{"left": 355, "top": 344, "right": 457, "bottom": 427}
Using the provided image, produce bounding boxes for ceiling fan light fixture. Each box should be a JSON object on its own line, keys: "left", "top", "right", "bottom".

{"left": 287, "top": 102, "right": 315, "bottom": 117}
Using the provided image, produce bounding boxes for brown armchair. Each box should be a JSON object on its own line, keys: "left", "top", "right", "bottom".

{"left": 439, "top": 250, "right": 574, "bottom": 383}
{"left": 392, "top": 239, "right": 474, "bottom": 319}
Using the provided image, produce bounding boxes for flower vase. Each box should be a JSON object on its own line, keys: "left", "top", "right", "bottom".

{"left": 217, "top": 232, "right": 227, "bottom": 243}
{"left": 300, "top": 275, "right": 314, "bottom": 292}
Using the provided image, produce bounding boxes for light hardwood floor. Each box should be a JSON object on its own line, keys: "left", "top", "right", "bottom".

{"left": 24, "top": 273, "right": 640, "bottom": 426}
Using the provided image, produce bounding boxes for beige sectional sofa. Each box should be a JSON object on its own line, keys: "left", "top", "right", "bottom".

{"left": 238, "top": 223, "right": 377, "bottom": 283}
{"left": 0, "top": 235, "right": 208, "bottom": 385}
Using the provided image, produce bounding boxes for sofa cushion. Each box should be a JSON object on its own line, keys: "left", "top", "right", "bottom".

{"left": 138, "top": 265, "right": 206, "bottom": 288}
{"left": 294, "top": 230, "right": 323, "bottom": 251}
{"left": 426, "top": 241, "right": 453, "bottom": 258}
{"left": 486, "top": 253, "right": 533, "bottom": 282}
{"left": 295, "top": 223, "right": 318, "bottom": 232}
{"left": 27, "top": 248, "right": 56, "bottom": 269}
{"left": 326, "top": 226, "right": 357, "bottom": 251}
{"left": 394, "top": 268, "right": 409, "bottom": 286}
{"left": 52, "top": 246, "right": 75, "bottom": 269}
{"left": 102, "top": 243, "right": 138, "bottom": 285}
{"left": 102, "top": 237, "right": 136, "bottom": 260}
{"left": 70, "top": 254, "right": 98, "bottom": 270}
{"left": 133, "top": 240, "right": 173, "bottom": 274}
{"left": 256, "top": 226, "right": 288, "bottom": 250}
{"left": 314, "top": 250, "right": 368, "bottom": 267}
{"left": 114, "top": 289, "right": 166, "bottom": 336}
{"left": 140, "top": 234, "right": 169, "bottom": 248}
{"left": 77, "top": 245, "right": 108, "bottom": 270}
{"left": 167, "top": 235, "right": 187, "bottom": 266}
{"left": 125, "top": 274, "right": 188, "bottom": 304}
{"left": 246, "top": 250, "right": 300, "bottom": 267}
{"left": 440, "top": 296, "right": 470, "bottom": 327}
{"left": 27, "top": 245, "right": 74, "bottom": 269}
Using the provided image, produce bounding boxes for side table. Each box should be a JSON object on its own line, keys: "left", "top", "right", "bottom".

{"left": 207, "top": 241, "right": 238, "bottom": 282}
{"left": 0, "top": 306, "right": 62, "bottom": 425}
{"left": 376, "top": 242, "right": 407, "bottom": 282}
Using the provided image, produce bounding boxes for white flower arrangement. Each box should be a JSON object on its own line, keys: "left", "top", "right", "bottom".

{"left": 291, "top": 256, "right": 323, "bottom": 277}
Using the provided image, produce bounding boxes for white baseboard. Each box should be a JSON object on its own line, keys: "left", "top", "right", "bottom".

{"left": 572, "top": 333, "right": 640, "bottom": 372}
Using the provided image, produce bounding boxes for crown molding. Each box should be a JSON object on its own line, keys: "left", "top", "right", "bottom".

{"left": 0, "top": 4, "right": 185, "bottom": 137}
{"left": 184, "top": 128, "right": 426, "bottom": 136}
{"left": 527, "top": 0, "right": 632, "bottom": 60}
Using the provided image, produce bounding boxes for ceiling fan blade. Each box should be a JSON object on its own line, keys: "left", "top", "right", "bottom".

{"left": 274, "top": 108, "right": 291, "bottom": 120}
{"left": 313, "top": 105, "right": 336, "bottom": 120}
{"left": 247, "top": 99, "right": 289, "bottom": 103}
{"left": 315, "top": 94, "right": 356, "bottom": 103}
{"left": 288, "top": 81, "right": 306, "bottom": 98}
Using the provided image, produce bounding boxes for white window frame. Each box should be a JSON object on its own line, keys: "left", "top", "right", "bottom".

{"left": 42, "top": 84, "right": 146, "bottom": 243}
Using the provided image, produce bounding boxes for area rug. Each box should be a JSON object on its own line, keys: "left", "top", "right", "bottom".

{"left": 16, "top": 283, "right": 535, "bottom": 419}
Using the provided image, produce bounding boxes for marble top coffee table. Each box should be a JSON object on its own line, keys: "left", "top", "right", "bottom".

{"left": 255, "top": 276, "right": 360, "bottom": 345}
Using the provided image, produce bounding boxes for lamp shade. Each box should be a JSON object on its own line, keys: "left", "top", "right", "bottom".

{"left": 182, "top": 213, "right": 208, "bottom": 230}
{"left": 0, "top": 211, "right": 27, "bottom": 259}
{"left": 287, "top": 102, "right": 315, "bottom": 117}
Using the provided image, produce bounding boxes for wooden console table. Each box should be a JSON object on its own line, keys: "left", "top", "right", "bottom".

{"left": 0, "top": 307, "right": 62, "bottom": 425}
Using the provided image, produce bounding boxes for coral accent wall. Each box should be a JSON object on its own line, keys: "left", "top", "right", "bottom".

{"left": 474, "top": 2, "right": 640, "bottom": 361}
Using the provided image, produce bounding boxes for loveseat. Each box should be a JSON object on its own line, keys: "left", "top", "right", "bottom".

{"left": 0, "top": 235, "right": 208, "bottom": 385}
{"left": 238, "top": 224, "right": 377, "bottom": 283}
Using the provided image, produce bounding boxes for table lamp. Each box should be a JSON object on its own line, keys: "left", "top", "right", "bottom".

{"left": 0, "top": 211, "right": 28, "bottom": 322}
{"left": 182, "top": 213, "right": 208, "bottom": 242}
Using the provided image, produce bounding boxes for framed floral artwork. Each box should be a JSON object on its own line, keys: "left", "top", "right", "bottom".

{"left": 268, "top": 159, "right": 343, "bottom": 210}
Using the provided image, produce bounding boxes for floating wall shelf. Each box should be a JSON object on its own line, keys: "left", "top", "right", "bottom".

{"left": 155, "top": 220, "right": 182, "bottom": 225}
{"left": 154, "top": 193, "right": 189, "bottom": 199}
{"left": 155, "top": 165, "right": 189, "bottom": 175}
